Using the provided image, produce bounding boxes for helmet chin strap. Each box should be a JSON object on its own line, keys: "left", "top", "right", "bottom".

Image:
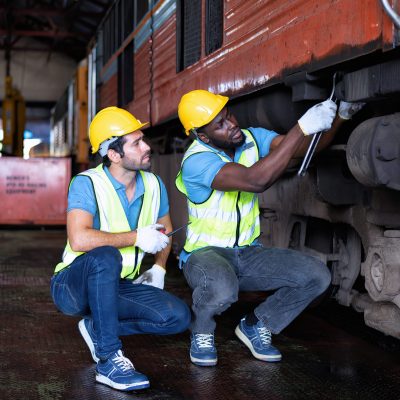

{"left": 98, "top": 136, "right": 119, "bottom": 157}
{"left": 190, "top": 128, "right": 199, "bottom": 138}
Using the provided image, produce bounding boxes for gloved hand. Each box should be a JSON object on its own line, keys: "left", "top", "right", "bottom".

{"left": 135, "top": 224, "right": 169, "bottom": 254}
{"left": 338, "top": 101, "right": 365, "bottom": 120}
{"left": 133, "top": 264, "right": 166, "bottom": 289}
{"left": 298, "top": 99, "right": 337, "bottom": 135}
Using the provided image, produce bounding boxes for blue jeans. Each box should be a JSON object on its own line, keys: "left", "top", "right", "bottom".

{"left": 51, "top": 246, "right": 190, "bottom": 360}
{"left": 183, "top": 245, "right": 331, "bottom": 334}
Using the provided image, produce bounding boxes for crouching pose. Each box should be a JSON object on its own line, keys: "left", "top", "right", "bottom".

{"left": 51, "top": 107, "right": 190, "bottom": 391}
{"left": 175, "top": 89, "right": 364, "bottom": 366}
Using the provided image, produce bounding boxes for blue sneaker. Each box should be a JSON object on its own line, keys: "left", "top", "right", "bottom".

{"left": 190, "top": 333, "right": 218, "bottom": 366}
{"left": 78, "top": 318, "right": 99, "bottom": 363}
{"left": 235, "top": 318, "right": 282, "bottom": 362}
{"left": 96, "top": 350, "right": 150, "bottom": 391}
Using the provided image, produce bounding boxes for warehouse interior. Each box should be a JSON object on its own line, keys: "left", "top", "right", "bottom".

{"left": 1, "top": 1, "right": 400, "bottom": 399}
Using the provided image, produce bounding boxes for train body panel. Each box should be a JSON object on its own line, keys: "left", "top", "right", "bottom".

{"left": 97, "top": 0, "right": 398, "bottom": 127}
{"left": 100, "top": 68, "right": 118, "bottom": 109}
{"left": 151, "top": 10, "right": 178, "bottom": 123}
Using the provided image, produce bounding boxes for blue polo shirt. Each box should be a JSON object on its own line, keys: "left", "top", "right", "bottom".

{"left": 179, "top": 127, "right": 278, "bottom": 264}
{"left": 68, "top": 166, "right": 169, "bottom": 230}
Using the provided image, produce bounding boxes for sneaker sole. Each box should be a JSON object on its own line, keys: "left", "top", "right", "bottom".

{"left": 78, "top": 319, "right": 99, "bottom": 363}
{"left": 96, "top": 373, "right": 150, "bottom": 391}
{"left": 190, "top": 354, "right": 218, "bottom": 367}
{"left": 235, "top": 326, "right": 282, "bottom": 362}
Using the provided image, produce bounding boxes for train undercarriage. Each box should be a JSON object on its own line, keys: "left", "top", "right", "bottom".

{"left": 149, "top": 52, "right": 400, "bottom": 340}
{"left": 238, "top": 57, "right": 400, "bottom": 339}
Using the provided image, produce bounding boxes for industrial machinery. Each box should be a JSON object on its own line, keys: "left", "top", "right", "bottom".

{"left": 1, "top": 61, "right": 71, "bottom": 225}
{"left": 50, "top": 59, "right": 89, "bottom": 172}
{"left": 2, "top": 75, "right": 25, "bottom": 157}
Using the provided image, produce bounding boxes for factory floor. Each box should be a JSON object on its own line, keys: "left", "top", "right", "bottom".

{"left": 1, "top": 229, "right": 400, "bottom": 400}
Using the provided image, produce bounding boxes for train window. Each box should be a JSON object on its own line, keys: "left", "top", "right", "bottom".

{"left": 176, "top": 0, "right": 202, "bottom": 72}
{"left": 136, "top": 0, "right": 149, "bottom": 25}
{"left": 103, "top": 18, "right": 110, "bottom": 65}
{"left": 102, "top": 4, "right": 120, "bottom": 66}
{"left": 205, "top": 0, "right": 223, "bottom": 55}
{"left": 102, "top": 0, "right": 130, "bottom": 65}
{"left": 118, "top": 40, "right": 134, "bottom": 107}
{"left": 116, "top": 0, "right": 122, "bottom": 49}
{"left": 123, "top": 0, "right": 135, "bottom": 40}
{"left": 110, "top": 7, "right": 115, "bottom": 57}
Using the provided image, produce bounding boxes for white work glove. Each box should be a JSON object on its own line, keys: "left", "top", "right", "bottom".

{"left": 298, "top": 99, "right": 337, "bottom": 135}
{"left": 338, "top": 101, "right": 365, "bottom": 120}
{"left": 135, "top": 224, "right": 169, "bottom": 254}
{"left": 133, "top": 264, "right": 166, "bottom": 289}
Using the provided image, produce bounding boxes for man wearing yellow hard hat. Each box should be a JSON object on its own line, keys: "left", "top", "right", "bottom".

{"left": 51, "top": 107, "right": 190, "bottom": 391}
{"left": 176, "top": 89, "right": 364, "bottom": 366}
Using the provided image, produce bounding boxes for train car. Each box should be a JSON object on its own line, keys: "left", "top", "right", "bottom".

{"left": 50, "top": 59, "right": 90, "bottom": 173}
{"left": 86, "top": 0, "right": 400, "bottom": 339}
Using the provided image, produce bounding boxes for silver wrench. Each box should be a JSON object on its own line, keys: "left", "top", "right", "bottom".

{"left": 297, "top": 73, "right": 337, "bottom": 176}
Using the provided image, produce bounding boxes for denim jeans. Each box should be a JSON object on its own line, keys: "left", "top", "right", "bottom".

{"left": 51, "top": 246, "right": 190, "bottom": 360}
{"left": 183, "top": 245, "right": 331, "bottom": 334}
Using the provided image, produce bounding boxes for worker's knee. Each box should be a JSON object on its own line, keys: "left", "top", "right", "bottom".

{"left": 166, "top": 301, "right": 191, "bottom": 334}
{"left": 192, "top": 272, "right": 239, "bottom": 310}
{"left": 87, "top": 246, "right": 122, "bottom": 277}
{"left": 314, "top": 263, "right": 332, "bottom": 294}
{"left": 306, "top": 260, "right": 331, "bottom": 296}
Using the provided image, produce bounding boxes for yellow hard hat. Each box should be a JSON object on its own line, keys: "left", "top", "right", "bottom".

{"left": 178, "top": 90, "right": 229, "bottom": 135}
{"left": 89, "top": 106, "right": 149, "bottom": 154}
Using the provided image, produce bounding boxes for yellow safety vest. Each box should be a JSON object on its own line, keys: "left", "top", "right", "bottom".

{"left": 54, "top": 164, "right": 161, "bottom": 279}
{"left": 175, "top": 129, "right": 260, "bottom": 253}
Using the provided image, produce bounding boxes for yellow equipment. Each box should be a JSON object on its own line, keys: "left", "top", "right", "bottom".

{"left": 89, "top": 106, "right": 148, "bottom": 154}
{"left": 177, "top": 89, "right": 229, "bottom": 135}
{"left": 2, "top": 75, "right": 26, "bottom": 156}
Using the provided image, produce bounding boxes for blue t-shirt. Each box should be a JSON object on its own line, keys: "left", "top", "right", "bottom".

{"left": 180, "top": 127, "right": 278, "bottom": 264}
{"left": 68, "top": 166, "right": 169, "bottom": 230}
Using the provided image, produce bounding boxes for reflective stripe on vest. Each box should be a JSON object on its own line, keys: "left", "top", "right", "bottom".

{"left": 175, "top": 129, "right": 260, "bottom": 253}
{"left": 54, "top": 164, "right": 161, "bottom": 279}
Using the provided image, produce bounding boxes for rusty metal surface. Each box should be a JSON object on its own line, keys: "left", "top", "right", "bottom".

{"left": 101, "top": 0, "right": 397, "bottom": 126}
{"left": 1, "top": 229, "right": 400, "bottom": 400}
{"left": 0, "top": 158, "right": 71, "bottom": 225}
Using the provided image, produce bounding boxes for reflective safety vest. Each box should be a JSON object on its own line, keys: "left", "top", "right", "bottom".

{"left": 54, "top": 164, "right": 161, "bottom": 279}
{"left": 175, "top": 129, "right": 260, "bottom": 253}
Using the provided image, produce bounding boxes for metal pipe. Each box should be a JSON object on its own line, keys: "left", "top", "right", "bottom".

{"left": 380, "top": 0, "right": 400, "bottom": 29}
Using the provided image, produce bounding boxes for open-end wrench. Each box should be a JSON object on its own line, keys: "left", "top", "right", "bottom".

{"left": 297, "top": 73, "right": 337, "bottom": 176}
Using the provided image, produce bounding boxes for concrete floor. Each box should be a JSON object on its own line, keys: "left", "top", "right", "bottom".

{"left": 1, "top": 229, "right": 400, "bottom": 400}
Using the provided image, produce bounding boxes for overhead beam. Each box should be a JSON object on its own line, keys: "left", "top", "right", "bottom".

{"left": 0, "top": 45, "right": 83, "bottom": 52}
{"left": 0, "top": 29, "right": 85, "bottom": 38}
{"left": 0, "top": 7, "right": 103, "bottom": 19}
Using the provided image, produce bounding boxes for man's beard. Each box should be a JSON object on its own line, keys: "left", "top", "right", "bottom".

{"left": 210, "top": 132, "right": 245, "bottom": 150}
{"left": 121, "top": 154, "right": 151, "bottom": 171}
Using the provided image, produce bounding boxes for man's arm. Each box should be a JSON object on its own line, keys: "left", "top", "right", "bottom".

{"left": 212, "top": 101, "right": 340, "bottom": 193}
{"left": 132, "top": 213, "right": 173, "bottom": 289}
{"left": 153, "top": 213, "right": 173, "bottom": 270}
{"left": 270, "top": 101, "right": 365, "bottom": 165}
{"left": 270, "top": 116, "right": 345, "bottom": 159}
{"left": 67, "top": 209, "right": 138, "bottom": 252}
{"left": 212, "top": 124, "right": 306, "bottom": 193}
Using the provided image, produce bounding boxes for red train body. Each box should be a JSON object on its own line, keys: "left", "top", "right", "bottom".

{"left": 98, "top": 0, "right": 397, "bottom": 124}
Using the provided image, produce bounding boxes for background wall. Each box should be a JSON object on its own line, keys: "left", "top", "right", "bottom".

{"left": 0, "top": 38, "right": 77, "bottom": 103}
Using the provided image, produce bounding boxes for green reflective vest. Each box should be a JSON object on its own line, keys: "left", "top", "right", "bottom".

{"left": 54, "top": 164, "right": 161, "bottom": 279}
{"left": 175, "top": 129, "right": 260, "bottom": 253}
